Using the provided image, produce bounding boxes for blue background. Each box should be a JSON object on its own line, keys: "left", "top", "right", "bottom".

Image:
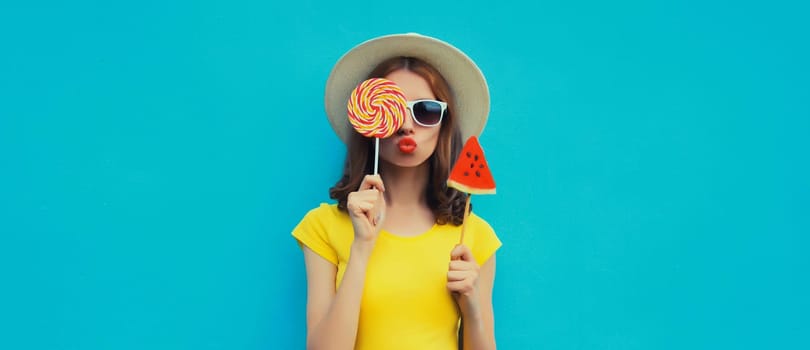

{"left": 1, "top": 0, "right": 808, "bottom": 349}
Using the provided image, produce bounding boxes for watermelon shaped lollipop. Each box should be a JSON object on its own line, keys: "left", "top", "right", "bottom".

{"left": 447, "top": 136, "right": 496, "bottom": 244}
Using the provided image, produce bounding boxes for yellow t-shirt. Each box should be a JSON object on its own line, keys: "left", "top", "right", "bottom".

{"left": 292, "top": 203, "right": 502, "bottom": 350}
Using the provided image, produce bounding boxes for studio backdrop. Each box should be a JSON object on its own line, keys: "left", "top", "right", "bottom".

{"left": 1, "top": 1, "right": 807, "bottom": 349}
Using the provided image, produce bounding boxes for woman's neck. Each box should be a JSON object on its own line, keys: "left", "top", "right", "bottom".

{"left": 379, "top": 161, "right": 430, "bottom": 208}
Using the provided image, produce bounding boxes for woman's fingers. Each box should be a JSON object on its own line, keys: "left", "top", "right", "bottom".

{"left": 353, "top": 175, "right": 385, "bottom": 220}
{"left": 358, "top": 174, "right": 386, "bottom": 192}
{"left": 447, "top": 270, "right": 474, "bottom": 281}
{"left": 450, "top": 244, "right": 475, "bottom": 262}
{"left": 348, "top": 189, "right": 380, "bottom": 206}
{"left": 355, "top": 201, "right": 374, "bottom": 213}
{"left": 347, "top": 190, "right": 379, "bottom": 212}
{"left": 447, "top": 244, "right": 480, "bottom": 297}
{"left": 447, "top": 280, "right": 477, "bottom": 296}
{"left": 449, "top": 260, "right": 476, "bottom": 271}
{"left": 347, "top": 175, "right": 387, "bottom": 240}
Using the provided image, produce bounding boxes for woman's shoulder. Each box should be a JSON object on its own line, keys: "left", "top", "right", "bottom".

{"left": 292, "top": 203, "right": 349, "bottom": 266}
{"left": 300, "top": 202, "right": 347, "bottom": 223}
{"left": 306, "top": 202, "right": 341, "bottom": 215}
{"left": 467, "top": 211, "right": 495, "bottom": 232}
{"left": 465, "top": 211, "right": 502, "bottom": 265}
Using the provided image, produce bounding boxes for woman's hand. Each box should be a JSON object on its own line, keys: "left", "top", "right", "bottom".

{"left": 447, "top": 244, "right": 481, "bottom": 314}
{"left": 346, "top": 175, "right": 387, "bottom": 243}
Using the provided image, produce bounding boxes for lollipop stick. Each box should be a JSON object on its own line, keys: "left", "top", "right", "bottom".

{"left": 458, "top": 194, "right": 471, "bottom": 245}
{"left": 373, "top": 138, "right": 380, "bottom": 175}
{"left": 372, "top": 138, "right": 382, "bottom": 224}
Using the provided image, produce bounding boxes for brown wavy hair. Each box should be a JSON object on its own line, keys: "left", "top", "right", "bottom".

{"left": 329, "top": 57, "right": 469, "bottom": 225}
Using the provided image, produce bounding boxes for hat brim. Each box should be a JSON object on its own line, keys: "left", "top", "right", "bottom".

{"left": 325, "top": 33, "right": 489, "bottom": 143}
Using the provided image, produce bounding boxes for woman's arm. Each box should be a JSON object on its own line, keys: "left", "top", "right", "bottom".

{"left": 304, "top": 175, "right": 386, "bottom": 350}
{"left": 449, "top": 246, "right": 497, "bottom": 350}
{"left": 302, "top": 241, "right": 375, "bottom": 350}
{"left": 462, "top": 255, "right": 496, "bottom": 350}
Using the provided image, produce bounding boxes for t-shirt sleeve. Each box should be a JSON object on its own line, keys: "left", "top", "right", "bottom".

{"left": 291, "top": 204, "right": 338, "bottom": 265}
{"left": 469, "top": 214, "right": 502, "bottom": 266}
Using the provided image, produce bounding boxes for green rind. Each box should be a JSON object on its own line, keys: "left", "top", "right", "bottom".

{"left": 447, "top": 179, "right": 496, "bottom": 195}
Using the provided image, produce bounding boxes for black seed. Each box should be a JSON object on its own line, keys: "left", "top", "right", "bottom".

{"left": 475, "top": 170, "right": 481, "bottom": 177}
{"left": 466, "top": 151, "right": 472, "bottom": 158}
{"left": 463, "top": 171, "right": 469, "bottom": 176}
{"left": 469, "top": 163, "right": 474, "bottom": 168}
{"left": 474, "top": 155, "right": 479, "bottom": 161}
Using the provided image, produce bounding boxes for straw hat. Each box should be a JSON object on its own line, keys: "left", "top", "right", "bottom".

{"left": 324, "top": 33, "right": 489, "bottom": 143}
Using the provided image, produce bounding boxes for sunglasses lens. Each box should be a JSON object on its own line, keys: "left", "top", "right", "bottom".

{"left": 413, "top": 101, "right": 443, "bottom": 126}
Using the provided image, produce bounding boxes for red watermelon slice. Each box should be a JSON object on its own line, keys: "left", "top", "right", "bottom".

{"left": 447, "top": 136, "right": 496, "bottom": 194}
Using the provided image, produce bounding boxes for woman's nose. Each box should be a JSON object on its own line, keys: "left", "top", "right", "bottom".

{"left": 397, "top": 108, "right": 415, "bottom": 135}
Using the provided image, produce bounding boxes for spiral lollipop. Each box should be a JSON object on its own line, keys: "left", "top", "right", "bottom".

{"left": 347, "top": 78, "right": 407, "bottom": 174}
{"left": 347, "top": 78, "right": 406, "bottom": 139}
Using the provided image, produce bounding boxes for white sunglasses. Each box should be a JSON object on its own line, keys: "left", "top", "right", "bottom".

{"left": 405, "top": 99, "right": 447, "bottom": 127}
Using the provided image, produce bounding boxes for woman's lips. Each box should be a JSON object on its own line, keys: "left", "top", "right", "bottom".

{"left": 398, "top": 138, "right": 417, "bottom": 154}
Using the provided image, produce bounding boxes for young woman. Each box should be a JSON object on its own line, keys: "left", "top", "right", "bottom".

{"left": 293, "top": 33, "right": 501, "bottom": 350}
